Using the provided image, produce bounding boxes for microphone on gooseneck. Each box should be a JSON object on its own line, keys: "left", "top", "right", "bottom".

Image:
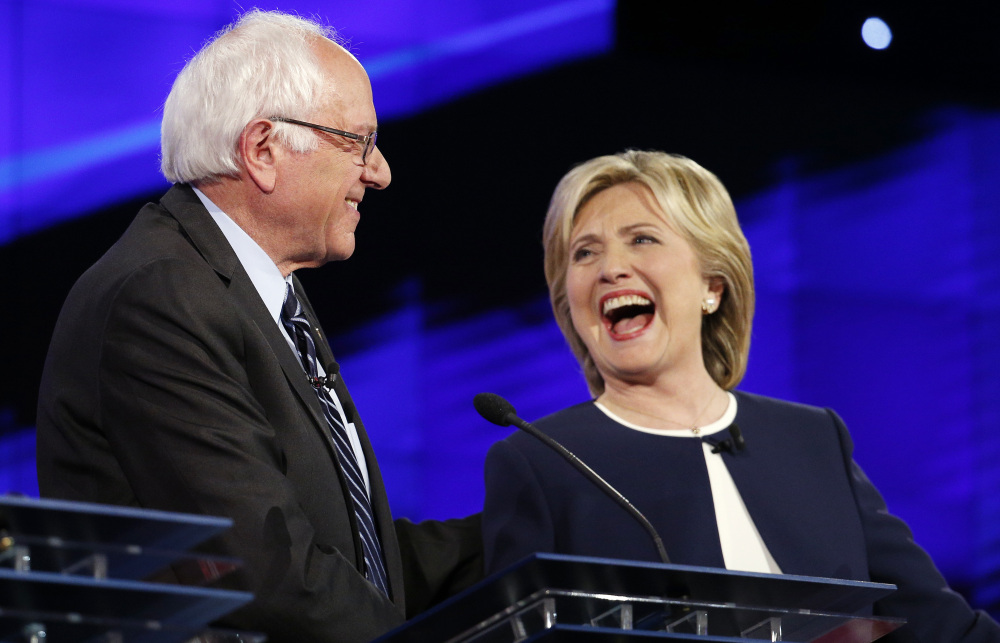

{"left": 474, "top": 392, "right": 670, "bottom": 564}
{"left": 706, "top": 422, "right": 746, "bottom": 455}
{"left": 309, "top": 362, "right": 340, "bottom": 389}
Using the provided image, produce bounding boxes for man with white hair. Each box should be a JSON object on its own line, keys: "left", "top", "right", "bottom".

{"left": 36, "top": 10, "right": 481, "bottom": 642}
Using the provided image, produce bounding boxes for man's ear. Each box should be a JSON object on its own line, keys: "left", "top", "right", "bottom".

{"left": 240, "top": 119, "right": 278, "bottom": 193}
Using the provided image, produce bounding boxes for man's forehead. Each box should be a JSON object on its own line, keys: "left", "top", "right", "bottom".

{"left": 320, "top": 87, "right": 377, "bottom": 132}
{"left": 314, "top": 45, "right": 377, "bottom": 131}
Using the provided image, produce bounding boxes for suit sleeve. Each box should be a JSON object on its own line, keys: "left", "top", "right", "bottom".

{"left": 394, "top": 514, "right": 484, "bottom": 617}
{"left": 830, "top": 411, "right": 1000, "bottom": 642}
{"left": 482, "top": 437, "right": 557, "bottom": 574}
{"left": 96, "top": 260, "right": 404, "bottom": 643}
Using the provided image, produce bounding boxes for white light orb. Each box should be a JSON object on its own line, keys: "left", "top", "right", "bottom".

{"left": 862, "top": 17, "right": 892, "bottom": 50}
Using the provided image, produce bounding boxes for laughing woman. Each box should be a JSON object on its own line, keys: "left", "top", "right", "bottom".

{"left": 482, "top": 151, "right": 999, "bottom": 641}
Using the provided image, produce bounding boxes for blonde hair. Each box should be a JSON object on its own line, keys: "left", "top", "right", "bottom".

{"left": 543, "top": 150, "right": 754, "bottom": 396}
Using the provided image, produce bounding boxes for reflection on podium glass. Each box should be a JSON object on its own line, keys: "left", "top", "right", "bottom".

{"left": 375, "top": 553, "right": 905, "bottom": 642}
{"left": 0, "top": 495, "right": 260, "bottom": 643}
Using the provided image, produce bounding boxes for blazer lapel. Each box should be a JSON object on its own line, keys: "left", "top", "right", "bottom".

{"left": 160, "top": 184, "right": 241, "bottom": 281}
{"left": 162, "top": 186, "right": 401, "bottom": 602}
{"left": 161, "top": 185, "right": 335, "bottom": 449}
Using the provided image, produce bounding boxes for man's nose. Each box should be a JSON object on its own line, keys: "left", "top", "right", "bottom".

{"left": 362, "top": 145, "right": 391, "bottom": 189}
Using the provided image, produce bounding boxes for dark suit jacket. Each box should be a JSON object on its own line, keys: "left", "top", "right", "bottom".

{"left": 37, "top": 184, "right": 481, "bottom": 643}
{"left": 483, "top": 391, "right": 999, "bottom": 642}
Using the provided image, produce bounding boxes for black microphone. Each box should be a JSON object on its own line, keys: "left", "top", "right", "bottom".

{"left": 309, "top": 362, "right": 340, "bottom": 389}
{"left": 474, "top": 392, "right": 670, "bottom": 564}
{"left": 706, "top": 423, "right": 745, "bottom": 455}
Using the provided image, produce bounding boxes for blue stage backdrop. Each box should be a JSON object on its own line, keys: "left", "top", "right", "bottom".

{"left": 332, "top": 108, "right": 1000, "bottom": 611}
{"left": 1, "top": 107, "right": 998, "bottom": 612}
{"left": 0, "top": 0, "right": 613, "bottom": 242}
{"left": 1, "top": 0, "right": 998, "bottom": 618}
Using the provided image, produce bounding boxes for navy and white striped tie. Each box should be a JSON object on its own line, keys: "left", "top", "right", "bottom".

{"left": 280, "top": 284, "right": 390, "bottom": 597}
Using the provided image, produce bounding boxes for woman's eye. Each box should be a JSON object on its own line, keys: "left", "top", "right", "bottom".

{"left": 634, "top": 234, "right": 657, "bottom": 245}
{"left": 572, "top": 247, "right": 593, "bottom": 262}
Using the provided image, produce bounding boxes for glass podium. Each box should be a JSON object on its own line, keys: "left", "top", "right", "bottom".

{"left": 2, "top": 495, "right": 908, "bottom": 642}
{"left": 375, "top": 553, "right": 904, "bottom": 642}
{"left": 0, "top": 495, "right": 259, "bottom": 643}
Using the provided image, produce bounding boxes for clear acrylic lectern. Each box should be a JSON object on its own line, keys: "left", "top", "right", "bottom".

{"left": 376, "top": 553, "right": 904, "bottom": 642}
{"left": 0, "top": 495, "right": 258, "bottom": 643}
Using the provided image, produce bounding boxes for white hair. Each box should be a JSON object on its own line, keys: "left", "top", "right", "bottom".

{"left": 160, "top": 10, "right": 345, "bottom": 184}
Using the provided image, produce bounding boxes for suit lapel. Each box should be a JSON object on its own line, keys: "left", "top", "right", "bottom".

{"left": 160, "top": 185, "right": 355, "bottom": 543}
{"left": 162, "top": 186, "right": 402, "bottom": 604}
{"left": 160, "top": 184, "right": 240, "bottom": 281}
{"left": 161, "top": 186, "right": 335, "bottom": 449}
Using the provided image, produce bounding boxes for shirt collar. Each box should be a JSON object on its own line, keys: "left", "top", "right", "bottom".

{"left": 192, "top": 186, "right": 292, "bottom": 326}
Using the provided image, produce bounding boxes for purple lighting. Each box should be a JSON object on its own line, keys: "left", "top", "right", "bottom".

{"left": 0, "top": 0, "right": 613, "bottom": 244}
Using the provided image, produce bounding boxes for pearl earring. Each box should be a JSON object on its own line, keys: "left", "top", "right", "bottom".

{"left": 702, "top": 298, "right": 716, "bottom": 314}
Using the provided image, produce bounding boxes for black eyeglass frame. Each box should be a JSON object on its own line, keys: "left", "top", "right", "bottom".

{"left": 272, "top": 117, "right": 378, "bottom": 165}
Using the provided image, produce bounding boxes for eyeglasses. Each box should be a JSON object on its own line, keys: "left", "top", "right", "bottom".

{"left": 272, "top": 117, "right": 378, "bottom": 165}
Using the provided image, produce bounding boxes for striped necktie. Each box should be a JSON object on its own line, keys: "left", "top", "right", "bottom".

{"left": 280, "top": 283, "right": 390, "bottom": 597}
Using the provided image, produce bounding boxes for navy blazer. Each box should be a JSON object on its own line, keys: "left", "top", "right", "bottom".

{"left": 483, "top": 391, "right": 998, "bottom": 642}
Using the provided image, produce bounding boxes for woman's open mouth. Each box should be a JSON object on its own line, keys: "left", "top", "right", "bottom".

{"left": 601, "top": 292, "right": 655, "bottom": 339}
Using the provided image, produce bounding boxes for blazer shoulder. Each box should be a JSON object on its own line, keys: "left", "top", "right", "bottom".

{"left": 732, "top": 389, "right": 853, "bottom": 463}
{"left": 496, "top": 400, "right": 617, "bottom": 458}
{"left": 733, "top": 389, "right": 837, "bottom": 427}
{"left": 532, "top": 400, "right": 602, "bottom": 436}
{"left": 77, "top": 185, "right": 240, "bottom": 293}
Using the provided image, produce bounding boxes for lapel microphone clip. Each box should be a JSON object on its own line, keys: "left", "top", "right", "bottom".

{"left": 309, "top": 362, "right": 340, "bottom": 389}
{"left": 706, "top": 422, "right": 746, "bottom": 455}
